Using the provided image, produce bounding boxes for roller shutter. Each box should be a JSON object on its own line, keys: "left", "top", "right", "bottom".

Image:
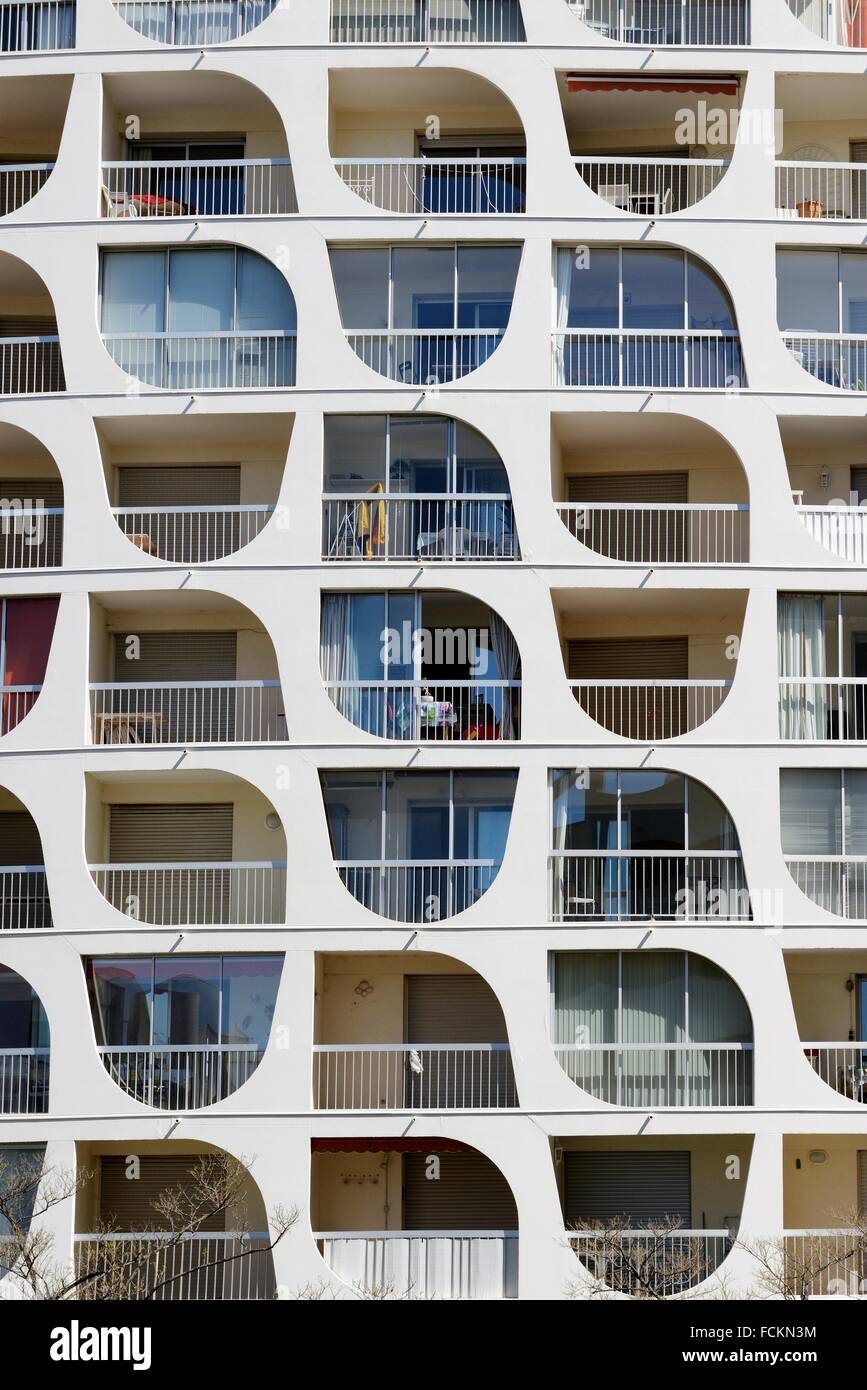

{"left": 567, "top": 473, "right": 688, "bottom": 505}
{"left": 116, "top": 466, "right": 242, "bottom": 562}
{"left": 403, "top": 1152, "right": 518, "bottom": 1231}
{"left": 98, "top": 1156, "right": 225, "bottom": 1231}
{"left": 117, "top": 466, "right": 240, "bottom": 507}
{"left": 0, "top": 812, "right": 44, "bottom": 863}
{"left": 0, "top": 317, "right": 64, "bottom": 394}
{"left": 859, "top": 1151, "right": 867, "bottom": 1214}
{"left": 109, "top": 804, "right": 233, "bottom": 862}
{"left": 567, "top": 471, "right": 688, "bottom": 562}
{"left": 404, "top": 974, "right": 517, "bottom": 1108}
{"left": 564, "top": 1150, "right": 691, "bottom": 1226}
{"left": 111, "top": 632, "right": 238, "bottom": 743}
{"left": 568, "top": 637, "right": 688, "bottom": 739}
{"left": 852, "top": 468, "right": 867, "bottom": 505}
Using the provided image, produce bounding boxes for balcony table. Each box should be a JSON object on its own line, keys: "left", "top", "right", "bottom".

{"left": 95, "top": 711, "right": 164, "bottom": 745}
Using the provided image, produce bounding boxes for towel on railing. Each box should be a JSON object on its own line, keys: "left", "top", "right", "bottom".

{"left": 359, "top": 482, "right": 387, "bottom": 558}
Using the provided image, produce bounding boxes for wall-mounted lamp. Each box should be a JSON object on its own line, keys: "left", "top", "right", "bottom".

{"left": 264, "top": 812, "right": 282, "bottom": 830}
{"left": 847, "top": 977, "right": 855, "bottom": 992}
{"left": 820, "top": 465, "right": 831, "bottom": 490}
{"left": 808, "top": 1150, "right": 828, "bottom": 1165}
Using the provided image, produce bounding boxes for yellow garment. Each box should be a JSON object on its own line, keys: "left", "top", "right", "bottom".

{"left": 359, "top": 482, "right": 387, "bottom": 558}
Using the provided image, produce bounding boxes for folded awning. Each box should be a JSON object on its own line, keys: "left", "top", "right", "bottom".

{"left": 566, "top": 74, "right": 739, "bottom": 95}
{"left": 312, "top": 1137, "right": 473, "bottom": 1154}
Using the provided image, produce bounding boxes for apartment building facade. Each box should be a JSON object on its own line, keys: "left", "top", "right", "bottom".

{"left": 3, "top": 0, "right": 867, "bottom": 1302}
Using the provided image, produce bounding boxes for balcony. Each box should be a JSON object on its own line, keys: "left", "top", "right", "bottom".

{"left": 312, "top": 1138, "right": 519, "bottom": 1299}
{"left": 0, "top": 964, "right": 48, "bottom": 1112}
{"left": 0, "top": 1, "right": 75, "bottom": 50}
{"left": 321, "top": 769, "right": 516, "bottom": 923}
{"left": 553, "top": 247, "right": 744, "bottom": 390}
{"left": 0, "top": 76, "right": 70, "bottom": 219}
{"left": 0, "top": 254, "right": 64, "bottom": 395}
{"left": 550, "top": 769, "right": 751, "bottom": 924}
{"left": 103, "top": 158, "right": 294, "bottom": 219}
{"left": 778, "top": 249, "right": 867, "bottom": 391}
{"left": 778, "top": 593, "right": 867, "bottom": 741}
{"left": 781, "top": 771, "right": 867, "bottom": 920}
{"left": 100, "top": 247, "right": 296, "bottom": 391}
{"left": 571, "top": 1229, "right": 734, "bottom": 1295}
{"left": 0, "top": 427, "right": 63, "bottom": 570}
{"left": 114, "top": 0, "right": 277, "bottom": 44}
{"left": 786, "top": 943, "right": 867, "bottom": 1078}
{"left": 329, "top": 0, "right": 526, "bottom": 44}
{"left": 566, "top": 0, "right": 750, "bottom": 44}
{"left": 0, "top": 797, "right": 53, "bottom": 931}
{"left": 783, "top": 1135, "right": 867, "bottom": 1297}
{"left": 74, "top": 1232, "right": 275, "bottom": 1300}
{"left": 786, "top": 0, "right": 866, "bottom": 46}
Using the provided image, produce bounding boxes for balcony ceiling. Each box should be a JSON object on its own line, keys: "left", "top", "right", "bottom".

{"left": 95, "top": 413, "right": 293, "bottom": 453}
{"left": 779, "top": 416, "right": 867, "bottom": 452}
{"left": 0, "top": 76, "right": 71, "bottom": 142}
{"left": 557, "top": 73, "right": 740, "bottom": 136}
{"left": 777, "top": 73, "right": 867, "bottom": 125}
{"left": 0, "top": 422, "right": 57, "bottom": 464}
{"left": 103, "top": 71, "right": 282, "bottom": 127}
{"left": 95, "top": 589, "right": 258, "bottom": 618}
{"left": 552, "top": 411, "right": 738, "bottom": 461}
{"left": 554, "top": 587, "right": 748, "bottom": 624}
{"left": 329, "top": 67, "right": 520, "bottom": 121}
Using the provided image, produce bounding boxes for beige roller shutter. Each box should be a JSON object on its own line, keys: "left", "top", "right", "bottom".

{"left": 117, "top": 466, "right": 241, "bottom": 508}
{"left": 0, "top": 478, "right": 63, "bottom": 567}
{"left": 568, "top": 637, "right": 689, "bottom": 740}
{"left": 403, "top": 1152, "right": 518, "bottom": 1231}
{"left": 859, "top": 1152, "right": 867, "bottom": 1214}
{"left": 98, "top": 1155, "right": 225, "bottom": 1231}
{"left": 406, "top": 974, "right": 508, "bottom": 1043}
{"left": 0, "top": 812, "right": 44, "bottom": 864}
{"left": 567, "top": 473, "right": 688, "bottom": 504}
{"left": 112, "top": 632, "right": 237, "bottom": 683}
{"left": 108, "top": 804, "right": 233, "bottom": 862}
{"left": 567, "top": 472, "right": 688, "bottom": 562}
{"left": 564, "top": 1150, "right": 691, "bottom": 1226}
{"left": 0, "top": 317, "right": 63, "bottom": 393}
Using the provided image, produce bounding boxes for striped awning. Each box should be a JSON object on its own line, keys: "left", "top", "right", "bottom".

{"left": 566, "top": 74, "right": 739, "bottom": 95}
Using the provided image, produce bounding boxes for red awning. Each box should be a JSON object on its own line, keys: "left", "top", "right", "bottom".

{"left": 312, "top": 1137, "right": 473, "bottom": 1155}
{"left": 566, "top": 74, "right": 739, "bottom": 95}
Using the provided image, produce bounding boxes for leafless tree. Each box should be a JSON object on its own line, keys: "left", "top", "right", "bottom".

{"left": 737, "top": 1209, "right": 867, "bottom": 1300}
{"left": 566, "top": 1218, "right": 733, "bottom": 1300}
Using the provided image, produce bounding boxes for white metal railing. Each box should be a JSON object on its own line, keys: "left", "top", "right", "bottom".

{"left": 347, "top": 331, "right": 503, "bottom": 384}
{"left": 0, "top": 867, "right": 50, "bottom": 929}
{"left": 782, "top": 1231, "right": 865, "bottom": 1297}
{"left": 0, "top": 164, "right": 54, "bottom": 215}
{"left": 570, "top": 679, "right": 731, "bottom": 740}
{"left": 326, "top": 679, "right": 521, "bottom": 741}
{"left": 0, "top": 1, "right": 75, "bottom": 51}
{"left": 0, "top": 508, "right": 62, "bottom": 569}
{"left": 570, "top": 1229, "right": 732, "bottom": 1297}
{"left": 323, "top": 494, "right": 518, "bottom": 561}
{"left": 0, "top": 337, "right": 63, "bottom": 394}
{"left": 575, "top": 156, "right": 728, "bottom": 214}
{"left": 779, "top": 677, "right": 867, "bottom": 741}
{"left": 553, "top": 331, "right": 744, "bottom": 389}
{"left": 113, "top": 503, "right": 274, "bottom": 563}
{"left": 313, "top": 1043, "right": 517, "bottom": 1109}
{"left": 554, "top": 1042, "right": 753, "bottom": 1106}
{"left": 90, "top": 862, "right": 287, "bottom": 926}
{"left": 550, "top": 851, "right": 750, "bottom": 923}
{"left": 776, "top": 161, "right": 867, "bottom": 220}
{"left": 102, "top": 159, "right": 296, "bottom": 218}
{"left": 329, "top": 0, "right": 526, "bottom": 43}
{"left": 0, "top": 685, "right": 42, "bottom": 734}
{"left": 567, "top": 0, "right": 750, "bottom": 44}
{"left": 337, "top": 858, "right": 498, "bottom": 922}
{"left": 786, "top": 0, "right": 866, "bottom": 46}
{"left": 783, "top": 334, "right": 867, "bottom": 390}
{"left": 103, "top": 332, "right": 295, "bottom": 391}
{"left": 804, "top": 1043, "right": 867, "bottom": 1102}
{"left": 316, "top": 1230, "right": 519, "bottom": 1299}
{"left": 90, "top": 681, "right": 284, "bottom": 745}
{"left": 557, "top": 502, "right": 748, "bottom": 564}
{"left": 786, "top": 858, "right": 867, "bottom": 919}
{"left": 335, "top": 159, "right": 526, "bottom": 214}
{"left": 114, "top": 1, "right": 277, "bottom": 44}
{"left": 795, "top": 505, "right": 867, "bottom": 564}
{"left": 74, "top": 1231, "right": 275, "bottom": 1301}
{"left": 0, "top": 1047, "right": 49, "bottom": 1112}
{"left": 99, "top": 1044, "right": 263, "bottom": 1108}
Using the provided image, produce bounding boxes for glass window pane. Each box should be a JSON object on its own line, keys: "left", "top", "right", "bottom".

{"left": 688, "top": 954, "right": 752, "bottom": 1044}
{"left": 842, "top": 254, "right": 867, "bottom": 333}
{"left": 0, "top": 1147, "right": 45, "bottom": 1240}
{"left": 393, "top": 247, "right": 454, "bottom": 330}
{"left": 687, "top": 256, "right": 735, "bottom": 330}
{"left": 0, "top": 967, "right": 39, "bottom": 1048}
{"left": 845, "top": 771, "right": 867, "bottom": 854}
{"left": 564, "top": 247, "right": 619, "bottom": 329}
{"left": 87, "top": 958, "right": 152, "bottom": 1046}
{"left": 236, "top": 250, "right": 296, "bottom": 331}
{"left": 221, "top": 956, "right": 281, "bottom": 1048}
{"left": 552, "top": 951, "right": 617, "bottom": 1045}
{"left": 101, "top": 251, "right": 166, "bottom": 334}
{"left": 385, "top": 592, "right": 415, "bottom": 679}
{"left": 552, "top": 768, "right": 621, "bottom": 851}
{"left": 345, "top": 593, "right": 387, "bottom": 680}
{"left": 321, "top": 772, "right": 381, "bottom": 861}
{"left": 780, "top": 769, "right": 841, "bottom": 854}
{"left": 168, "top": 249, "right": 234, "bottom": 333}
{"left": 841, "top": 593, "right": 867, "bottom": 676}
{"left": 330, "top": 249, "right": 389, "bottom": 329}
{"left": 390, "top": 416, "right": 450, "bottom": 492}
{"left": 385, "top": 770, "right": 451, "bottom": 861}
{"left": 621, "top": 952, "right": 685, "bottom": 1044}
{"left": 776, "top": 250, "right": 839, "bottom": 332}
{"left": 688, "top": 780, "right": 737, "bottom": 851}
{"left": 621, "top": 771, "right": 685, "bottom": 850}
{"left": 456, "top": 245, "right": 520, "bottom": 330}
{"left": 622, "top": 249, "right": 684, "bottom": 330}
{"left": 453, "top": 771, "right": 516, "bottom": 863}
{"left": 153, "top": 956, "right": 220, "bottom": 1046}
{"left": 324, "top": 415, "right": 387, "bottom": 492}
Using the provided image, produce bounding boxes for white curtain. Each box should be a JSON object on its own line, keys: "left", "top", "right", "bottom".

{"left": 551, "top": 952, "right": 616, "bottom": 1097}
{"left": 554, "top": 250, "right": 574, "bottom": 384}
{"left": 688, "top": 954, "right": 753, "bottom": 1105}
{"left": 621, "top": 952, "right": 685, "bottom": 1106}
{"left": 25, "top": 1, "right": 76, "bottom": 49}
{"left": 488, "top": 609, "right": 520, "bottom": 739}
{"left": 320, "top": 594, "right": 349, "bottom": 718}
{"left": 777, "top": 594, "right": 828, "bottom": 739}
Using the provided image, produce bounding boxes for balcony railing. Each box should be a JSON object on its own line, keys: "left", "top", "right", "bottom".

{"left": 557, "top": 502, "right": 748, "bottom": 564}
{"left": 115, "top": 1, "right": 277, "bottom": 44}
{"left": 0, "top": 508, "right": 62, "bottom": 569}
{"left": 323, "top": 494, "right": 518, "bottom": 561}
{"left": 786, "top": 0, "right": 866, "bottom": 46}
{"left": 783, "top": 334, "right": 867, "bottom": 390}
{"left": 795, "top": 505, "right": 867, "bottom": 564}
{"left": 0, "top": 867, "right": 51, "bottom": 929}
{"left": 337, "top": 859, "right": 498, "bottom": 922}
{"left": 335, "top": 159, "right": 526, "bottom": 214}
{"left": 0, "top": 164, "right": 54, "bottom": 216}
{"left": 550, "top": 851, "right": 750, "bottom": 922}
{"left": 0, "top": 337, "right": 64, "bottom": 395}
{"left": 102, "top": 160, "right": 297, "bottom": 218}
{"left": 783, "top": 1232, "right": 865, "bottom": 1298}
{"left": 113, "top": 503, "right": 274, "bottom": 564}
{"left": 554, "top": 1042, "right": 753, "bottom": 1106}
{"left": 329, "top": 0, "right": 526, "bottom": 43}
{"left": 776, "top": 161, "right": 867, "bottom": 220}
{"left": 779, "top": 677, "right": 867, "bottom": 740}
{"left": 553, "top": 332, "right": 744, "bottom": 389}
{"left": 0, "top": 1047, "right": 49, "bottom": 1112}
{"left": 99, "top": 1044, "right": 263, "bottom": 1109}
{"left": 0, "top": 1, "right": 75, "bottom": 50}
{"left": 316, "top": 1230, "right": 519, "bottom": 1299}
{"left": 74, "top": 1232, "right": 275, "bottom": 1301}
{"left": 0, "top": 686, "right": 42, "bottom": 734}
{"left": 348, "top": 331, "right": 503, "bottom": 384}
{"left": 567, "top": 0, "right": 750, "bottom": 44}
{"left": 804, "top": 1043, "right": 867, "bottom": 1102}
{"left": 312, "top": 1043, "right": 517, "bottom": 1109}
{"left": 102, "top": 332, "right": 296, "bottom": 391}
{"left": 90, "top": 862, "right": 287, "bottom": 926}
{"left": 570, "top": 1229, "right": 732, "bottom": 1297}
{"left": 326, "top": 679, "right": 520, "bottom": 741}
{"left": 571, "top": 679, "right": 731, "bottom": 740}
{"left": 575, "top": 157, "right": 728, "bottom": 215}
{"left": 90, "top": 681, "right": 284, "bottom": 745}
{"left": 786, "top": 858, "right": 867, "bottom": 919}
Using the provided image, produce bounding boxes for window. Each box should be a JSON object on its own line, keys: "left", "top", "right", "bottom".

{"left": 120, "top": 1, "right": 277, "bottom": 45}
{"left": 778, "top": 593, "right": 867, "bottom": 739}
{"left": 323, "top": 415, "right": 509, "bottom": 496}
{"left": 0, "top": 3, "right": 75, "bottom": 51}
{"left": 777, "top": 249, "right": 867, "bottom": 333}
{"left": 781, "top": 768, "right": 867, "bottom": 916}
{"left": 0, "top": 967, "right": 48, "bottom": 1049}
{"left": 128, "top": 140, "right": 247, "bottom": 217}
{"left": 550, "top": 769, "right": 737, "bottom": 853}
